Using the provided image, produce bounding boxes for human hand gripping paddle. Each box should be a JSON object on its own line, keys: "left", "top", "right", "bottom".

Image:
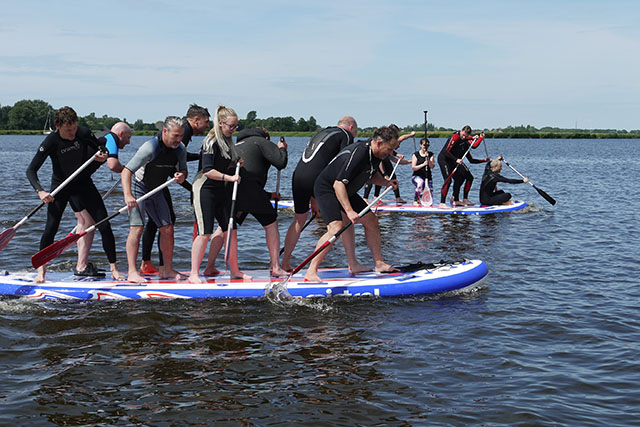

{"left": 0, "top": 153, "right": 102, "bottom": 252}
{"left": 502, "top": 158, "right": 556, "bottom": 205}
{"left": 31, "top": 178, "right": 177, "bottom": 268}
{"left": 268, "top": 158, "right": 402, "bottom": 299}
{"left": 223, "top": 162, "right": 242, "bottom": 270}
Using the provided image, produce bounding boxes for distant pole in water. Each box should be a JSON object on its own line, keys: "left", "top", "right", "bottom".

{"left": 423, "top": 110, "right": 428, "bottom": 138}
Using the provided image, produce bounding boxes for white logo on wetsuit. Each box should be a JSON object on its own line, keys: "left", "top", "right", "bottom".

{"left": 60, "top": 141, "right": 80, "bottom": 154}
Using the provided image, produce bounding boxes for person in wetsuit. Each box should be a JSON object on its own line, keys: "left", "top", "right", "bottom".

{"left": 281, "top": 116, "right": 365, "bottom": 273}
{"left": 202, "top": 128, "right": 289, "bottom": 277}
{"left": 479, "top": 156, "right": 529, "bottom": 205}
{"left": 437, "top": 125, "right": 488, "bottom": 208}
{"left": 188, "top": 105, "right": 249, "bottom": 283}
{"left": 304, "top": 126, "right": 400, "bottom": 282}
{"left": 122, "top": 116, "right": 187, "bottom": 283}
{"left": 411, "top": 137, "right": 435, "bottom": 206}
{"left": 363, "top": 125, "right": 414, "bottom": 203}
{"left": 26, "top": 106, "right": 122, "bottom": 283}
{"left": 140, "top": 104, "right": 210, "bottom": 274}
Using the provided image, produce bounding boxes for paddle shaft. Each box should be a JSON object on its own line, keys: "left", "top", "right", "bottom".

{"left": 275, "top": 169, "right": 281, "bottom": 210}
{"left": 224, "top": 162, "right": 242, "bottom": 266}
{"left": 31, "top": 178, "right": 177, "bottom": 268}
{"left": 502, "top": 158, "right": 556, "bottom": 205}
{"left": 289, "top": 158, "right": 402, "bottom": 276}
{"left": 424, "top": 110, "right": 428, "bottom": 138}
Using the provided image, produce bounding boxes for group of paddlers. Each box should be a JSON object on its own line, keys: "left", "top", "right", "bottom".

{"left": 21, "top": 105, "right": 527, "bottom": 284}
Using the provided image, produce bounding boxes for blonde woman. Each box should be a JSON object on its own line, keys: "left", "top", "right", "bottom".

{"left": 189, "top": 105, "right": 249, "bottom": 283}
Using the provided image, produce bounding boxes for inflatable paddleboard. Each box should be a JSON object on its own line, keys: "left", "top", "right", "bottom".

{"left": 274, "top": 200, "right": 527, "bottom": 215}
{"left": 0, "top": 260, "right": 487, "bottom": 300}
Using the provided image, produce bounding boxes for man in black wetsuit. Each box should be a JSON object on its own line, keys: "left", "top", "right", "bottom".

{"left": 479, "top": 156, "right": 528, "bottom": 205}
{"left": 304, "top": 126, "right": 399, "bottom": 282}
{"left": 26, "top": 106, "right": 122, "bottom": 283}
{"left": 202, "top": 128, "right": 289, "bottom": 276}
{"left": 281, "top": 116, "right": 366, "bottom": 272}
{"left": 139, "top": 104, "right": 210, "bottom": 274}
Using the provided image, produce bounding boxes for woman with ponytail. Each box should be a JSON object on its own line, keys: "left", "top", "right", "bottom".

{"left": 189, "top": 105, "right": 249, "bottom": 283}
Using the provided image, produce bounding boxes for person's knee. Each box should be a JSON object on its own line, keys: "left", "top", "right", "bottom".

{"left": 159, "top": 224, "right": 174, "bottom": 235}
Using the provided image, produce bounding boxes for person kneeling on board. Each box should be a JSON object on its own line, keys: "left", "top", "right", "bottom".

{"left": 479, "top": 156, "right": 528, "bottom": 206}
{"left": 304, "top": 126, "right": 399, "bottom": 283}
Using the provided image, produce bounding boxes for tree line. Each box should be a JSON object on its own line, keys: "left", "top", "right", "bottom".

{"left": 1, "top": 99, "right": 638, "bottom": 137}
{"left": 0, "top": 99, "right": 320, "bottom": 133}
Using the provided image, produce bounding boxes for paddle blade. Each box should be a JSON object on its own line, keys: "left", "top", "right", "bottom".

{"left": 421, "top": 189, "right": 433, "bottom": 207}
{"left": 0, "top": 227, "right": 17, "bottom": 252}
{"left": 31, "top": 232, "right": 84, "bottom": 268}
{"left": 534, "top": 185, "right": 556, "bottom": 205}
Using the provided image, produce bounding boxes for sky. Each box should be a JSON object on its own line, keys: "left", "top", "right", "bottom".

{"left": 1, "top": 0, "right": 639, "bottom": 130}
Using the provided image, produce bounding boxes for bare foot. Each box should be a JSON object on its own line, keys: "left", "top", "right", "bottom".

{"left": 349, "top": 263, "right": 372, "bottom": 275}
{"left": 452, "top": 200, "right": 466, "bottom": 207}
{"left": 374, "top": 261, "right": 399, "bottom": 274}
{"left": 188, "top": 274, "right": 205, "bottom": 284}
{"left": 35, "top": 272, "right": 45, "bottom": 283}
{"left": 231, "top": 271, "right": 253, "bottom": 280}
{"left": 270, "top": 266, "right": 289, "bottom": 277}
{"left": 111, "top": 272, "right": 127, "bottom": 281}
{"left": 463, "top": 199, "right": 475, "bottom": 206}
{"left": 160, "top": 269, "right": 187, "bottom": 280}
{"left": 438, "top": 203, "right": 451, "bottom": 209}
{"left": 203, "top": 266, "right": 221, "bottom": 276}
{"left": 281, "top": 262, "right": 293, "bottom": 272}
{"left": 304, "top": 272, "right": 322, "bottom": 282}
{"left": 127, "top": 271, "right": 149, "bottom": 284}
{"left": 413, "top": 201, "right": 421, "bottom": 207}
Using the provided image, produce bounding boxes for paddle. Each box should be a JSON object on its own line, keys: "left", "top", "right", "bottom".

{"left": 224, "top": 162, "right": 242, "bottom": 269}
{"left": 279, "top": 212, "right": 317, "bottom": 256}
{"left": 0, "top": 154, "right": 101, "bottom": 252}
{"left": 31, "top": 178, "right": 177, "bottom": 268}
{"left": 268, "top": 158, "right": 402, "bottom": 298}
{"left": 502, "top": 158, "right": 556, "bottom": 205}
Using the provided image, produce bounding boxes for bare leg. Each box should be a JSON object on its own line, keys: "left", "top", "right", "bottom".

{"left": 226, "top": 229, "right": 252, "bottom": 280}
{"left": 304, "top": 220, "right": 342, "bottom": 282}
{"left": 281, "top": 212, "right": 308, "bottom": 271}
{"left": 158, "top": 224, "right": 184, "bottom": 279}
{"left": 74, "top": 210, "right": 95, "bottom": 272}
{"left": 189, "top": 233, "right": 211, "bottom": 283}
{"left": 360, "top": 212, "right": 396, "bottom": 273}
{"left": 264, "top": 222, "right": 287, "bottom": 276}
{"left": 203, "top": 226, "right": 223, "bottom": 275}
{"left": 126, "top": 226, "right": 148, "bottom": 283}
{"left": 340, "top": 212, "right": 369, "bottom": 274}
{"left": 35, "top": 266, "right": 46, "bottom": 283}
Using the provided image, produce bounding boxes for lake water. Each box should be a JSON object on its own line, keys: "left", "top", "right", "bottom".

{"left": 0, "top": 134, "right": 639, "bottom": 425}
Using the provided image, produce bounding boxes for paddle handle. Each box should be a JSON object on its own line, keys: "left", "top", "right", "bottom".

{"left": 290, "top": 158, "right": 401, "bottom": 276}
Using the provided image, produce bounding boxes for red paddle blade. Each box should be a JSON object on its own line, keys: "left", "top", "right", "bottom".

{"left": 0, "top": 228, "right": 17, "bottom": 252}
{"left": 31, "top": 232, "right": 84, "bottom": 268}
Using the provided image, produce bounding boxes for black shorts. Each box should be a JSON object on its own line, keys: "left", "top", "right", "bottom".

{"left": 315, "top": 189, "right": 368, "bottom": 224}
{"left": 291, "top": 167, "right": 316, "bottom": 214}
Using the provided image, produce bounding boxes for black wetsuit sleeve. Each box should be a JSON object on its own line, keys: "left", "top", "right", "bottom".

{"left": 26, "top": 138, "right": 55, "bottom": 192}
{"left": 258, "top": 140, "right": 288, "bottom": 170}
{"left": 186, "top": 151, "right": 201, "bottom": 162}
{"left": 465, "top": 151, "right": 488, "bottom": 164}
{"left": 493, "top": 173, "right": 524, "bottom": 184}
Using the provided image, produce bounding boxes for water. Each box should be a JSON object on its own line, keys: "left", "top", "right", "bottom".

{"left": 1, "top": 135, "right": 639, "bottom": 425}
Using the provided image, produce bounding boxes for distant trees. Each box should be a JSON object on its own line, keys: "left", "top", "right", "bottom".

{"left": 3, "top": 99, "right": 52, "bottom": 130}
{"left": 238, "top": 110, "right": 319, "bottom": 132}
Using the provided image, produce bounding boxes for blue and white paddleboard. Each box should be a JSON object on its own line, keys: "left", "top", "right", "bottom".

{"left": 0, "top": 260, "right": 488, "bottom": 300}
{"left": 274, "top": 200, "right": 527, "bottom": 215}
